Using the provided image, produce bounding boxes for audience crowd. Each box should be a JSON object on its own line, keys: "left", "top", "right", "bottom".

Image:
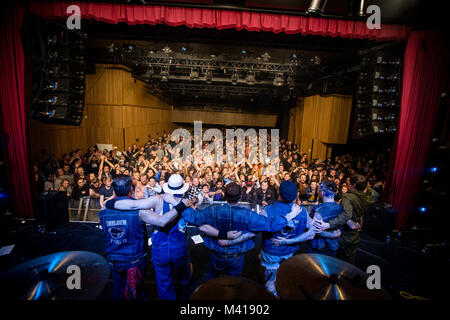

{"left": 31, "top": 132, "right": 387, "bottom": 213}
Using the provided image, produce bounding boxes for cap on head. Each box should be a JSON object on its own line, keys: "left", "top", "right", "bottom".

{"left": 279, "top": 180, "right": 298, "bottom": 202}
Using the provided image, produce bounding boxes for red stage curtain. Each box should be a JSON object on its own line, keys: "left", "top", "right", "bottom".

{"left": 29, "top": 1, "right": 408, "bottom": 41}
{"left": 388, "top": 30, "right": 448, "bottom": 229}
{"left": 0, "top": 5, "right": 34, "bottom": 218}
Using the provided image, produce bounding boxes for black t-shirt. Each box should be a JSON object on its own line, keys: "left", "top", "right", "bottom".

{"left": 99, "top": 185, "right": 114, "bottom": 198}
{"left": 72, "top": 185, "right": 90, "bottom": 200}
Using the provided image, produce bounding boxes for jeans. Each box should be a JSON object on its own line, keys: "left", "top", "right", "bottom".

{"left": 151, "top": 245, "right": 192, "bottom": 300}
{"left": 207, "top": 252, "right": 245, "bottom": 280}
{"left": 260, "top": 251, "right": 293, "bottom": 297}
{"left": 111, "top": 258, "right": 147, "bottom": 300}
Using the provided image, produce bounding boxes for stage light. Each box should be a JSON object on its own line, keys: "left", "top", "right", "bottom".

{"left": 273, "top": 73, "right": 284, "bottom": 87}
{"left": 125, "top": 43, "right": 135, "bottom": 52}
{"left": 231, "top": 71, "right": 239, "bottom": 85}
{"left": 246, "top": 72, "right": 256, "bottom": 85}
{"left": 418, "top": 206, "right": 427, "bottom": 213}
{"left": 190, "top": 69, "right": 199, "bottom": 80}
{"left": 241, "top": 49, "right": 247, "bottom": 55}
{"left": 307, "top": 0, "right": 328, "bottom": 15}
{"left": 205, "top": 70, "right": 213, "bottom": 84}
{"left": 160, "top": 66, "right": 169, "bottom": 82}
{"left": 162, "top": 46, "right": 172, "bottom": 54}
{"left": 430, "top": 167, "right": 438, "bottom": 173}
{"left": 348, "top": 0, "right": 365, "bottom": 17}
{"left": 181, "top": 46, "right": 187, "bottom": 53}
{"left": 261, "top": 52, "right": 271, "bottom": 62}
{"left": 291, "top": 53, "right": 297, "bottom": 59}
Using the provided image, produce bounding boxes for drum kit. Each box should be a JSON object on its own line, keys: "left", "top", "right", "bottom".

{"left": 0, "top": 251, "right": 110, "bottom": 300}
{"left": 190, "top": 253, "right": 391, "bottom": 300}
{"left": 0, "top": 252, "right": 390, "bottom": 300}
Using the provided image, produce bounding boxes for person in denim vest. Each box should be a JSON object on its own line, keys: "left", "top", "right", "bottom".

{"left": 306, "top": 180, "right": 343, "bottom": 257}
{"left": 99, "top": 176, "right": 187, "bottom": 300}
{"left": 105, "top": 174, "right": 227, "bottom": 300}
{"left": 180, "top": 182, "right": 299, "bottom": 280}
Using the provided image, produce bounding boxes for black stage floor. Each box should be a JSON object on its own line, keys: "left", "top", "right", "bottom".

{"left": 0, "top": 220, "right": 446, "bottom": 301}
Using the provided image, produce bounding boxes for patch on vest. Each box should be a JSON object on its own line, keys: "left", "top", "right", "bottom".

{"left": 108, "top": 226, "right": 126, "bottom": 240}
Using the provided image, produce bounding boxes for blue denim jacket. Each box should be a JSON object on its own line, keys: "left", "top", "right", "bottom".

{"left": 309, "top": 202, "right": 342, "bottom": 252}
{"left": 262, "top": 202, "right": 307, "bottom": 256}
{"left": 99, "top": 197, "right": 148, "bottom": 268}
{"left": 152, "top": 200, "right": 187, "bottom": 251}
{"left": 182, "top": 203, "right": 288, "bottom": 254}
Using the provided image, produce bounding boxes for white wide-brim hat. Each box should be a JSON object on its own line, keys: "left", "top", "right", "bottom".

{"left": 162, "top": 174, "right": 189, "bottom": 195}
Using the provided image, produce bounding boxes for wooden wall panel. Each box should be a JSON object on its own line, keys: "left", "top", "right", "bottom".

{"left": 172, "top": 110, "right": 277, "bottom": 127}
{"left": 287, "top": 94, "right": 352, "bottom": 161}
{"left": 85, "top": 65, "right": 124, "bottom": 106}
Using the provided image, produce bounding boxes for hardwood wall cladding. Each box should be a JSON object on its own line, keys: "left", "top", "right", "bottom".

{"left": 171, "top": 110, "right": 278, "bottom": 127}
{"left": 288, "top": 98, "right": 304, "bottom": 143}
{"left": 29, "top": 119, "right": 87, "bottom": 161}
{"left": 30, "top": 64, "right": 175, "bottom": 159}
{"left": 287, "top": 94, "right": 352, "bottom": 161}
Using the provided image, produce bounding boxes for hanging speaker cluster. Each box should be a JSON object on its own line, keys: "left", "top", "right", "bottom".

{"left": 30, "top": 23, "right": 87, "bottom": 125}
{"left": 352, "top": 47, "right": 402, "bottom": 138}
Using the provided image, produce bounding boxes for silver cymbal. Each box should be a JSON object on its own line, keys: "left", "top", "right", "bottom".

{"left": 190, "top": 276, "right": 276, "bottom": 300}
{"left": 0, "top": 251, "right": 110, "bottom": 300}
{"left": 276, "top": 253, "right": 391, "bottom": 300}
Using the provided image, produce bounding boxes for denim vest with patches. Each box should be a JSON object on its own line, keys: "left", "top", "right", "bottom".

{"left": 98, "top": 197, "right": 148, "bottom": 268}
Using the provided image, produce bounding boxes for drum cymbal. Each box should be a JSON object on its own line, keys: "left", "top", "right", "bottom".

{"left": 276, "top": 254, "right": 391, "bottom": 300}
{"left": 0, "top": 251, "right": 110, "bottom": 300}
{"left": 190, "top": 276, "right": 276, "bottom": 300}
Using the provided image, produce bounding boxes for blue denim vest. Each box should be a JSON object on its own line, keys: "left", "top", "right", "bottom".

{"left": 98, "top": 197, "right": 148, "bottom": 268}
{"left": 309, "top": 202, "right": 342, "bottom": 252}
{"left": 262, "top": 202, "right": 307, "bottom": 256}
{"left": 151, "top": 200, "right": 187, "bottom": 250}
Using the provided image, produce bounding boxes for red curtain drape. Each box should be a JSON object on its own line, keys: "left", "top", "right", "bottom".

{"left": 29, "top": 1, "right": 408, "bottom": 41}
{"left": 0, "top": 4, "right": 34, "bottom": 218}
{"left": 387, "top": 30, "right": 448, "bottom": 229}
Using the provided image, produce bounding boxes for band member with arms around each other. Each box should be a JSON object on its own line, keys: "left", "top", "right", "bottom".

{"left": 255, "top": 180, "right": 319, "bottom": 297}
{"left": 314, "top": 174, "right": 371, "bottom": 264}
{"left": 305, "top": 180, "right": 343, "bottom": 257}
{"left": 98, "top": 176, "right": 187, "bottom": 300}
{"left": 105, "top": 174, "right": 234, "bottom": 300}
{"left": 180, "top": 182, "right": 300, "bottom": 280}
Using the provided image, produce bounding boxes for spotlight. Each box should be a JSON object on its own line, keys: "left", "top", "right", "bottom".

{"left": 348, "top": 0, "right": 365, "bottom": 17}
{"left": 307, "top": 0, "right": 328, "bottom": 15}
{"left": 190, "top": 69, "right": 199, "bottom": 80}
{"left": 291, "top": 53, "right": 298, "bottom": 59}
{"left": 241, "top": 49, "right": 247, "bottom": 55}
{"left": 162, "top": 46, "right": 172, "bottom": 54}
{"left": 125, "top": 43, "right": 135, "bottom": 52}
{"left": 231, "top": 71, "right": 239, "bottom": 85}
{"left": 261, "top": 52, "right": 270, "bottom": 62}
{"left": 205, "top": 70, "right": 213, "bottom": 84}
{"left": 246, "top": 72, "right": 256, "bottom": 85}
{"left": 430, "top": 167, "right": 438, "bottom": 173}
{"left": 181, "top": 46, "right": 187, "bottom": 53}
{"left": 107, "top": 43, "right": 117, "bottom": 54}
{"left": 160, "top": 66, "right": 169, "bottom": 82}
{"left": 418, "top": 206, "right": 427, "bottom": 213}
{"left": 273, "top": 73, "right": 284, "bottom": 87}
